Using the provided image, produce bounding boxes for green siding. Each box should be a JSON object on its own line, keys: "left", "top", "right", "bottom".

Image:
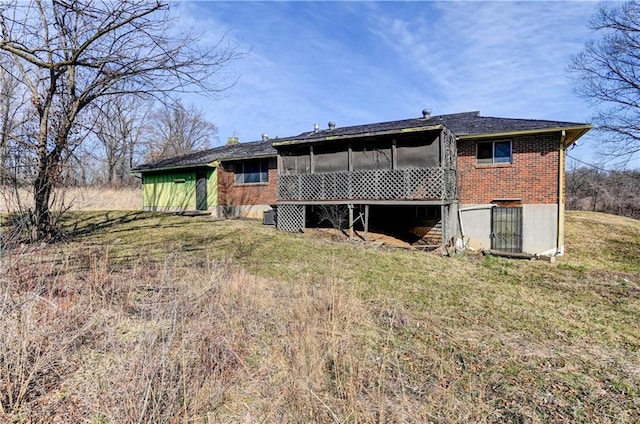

{"left": 207, "top": 169, "right": 217, "bottom": 208}
{"left": 142, "top": 169, "right": 217, "bottom": 211}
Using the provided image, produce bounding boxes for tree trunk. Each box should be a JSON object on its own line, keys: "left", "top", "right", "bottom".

{"left": 32, "top": 118, "right": 71, "bottom": 241}
{"left": 32, "top": 164, "right": 52, "bottom": 241}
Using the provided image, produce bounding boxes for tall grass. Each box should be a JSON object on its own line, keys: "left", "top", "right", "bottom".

{"left": 0, "top": 187, "right": 141, "bottom": 213}
{"left": 0, "top": 211, "right": 638, "bottom": 422}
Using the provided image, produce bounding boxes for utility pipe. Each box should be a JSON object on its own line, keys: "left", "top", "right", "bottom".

{"left": 557, "top": 130, "right": 567, "bottom": 256}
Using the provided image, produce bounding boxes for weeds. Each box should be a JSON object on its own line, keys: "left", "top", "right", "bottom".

{"left": 0, "top": 210, "right": 637, "bottom": 422}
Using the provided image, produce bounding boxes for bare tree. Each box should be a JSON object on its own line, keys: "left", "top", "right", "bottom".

{"left": 0, "top": 65, "right": 21, "bottom": 185}
{"left": 566, "top": 167, "right": 640, "bottom": 219}
{"left": 93, "top": 95, "right": 151, "bottom": 187}
{"left": 317, "top": 205, "right": 349, "bottom": 232}
{"left": 0, "top": 61, "right": 33, "bottom": 217}
{"left": 144, "top": 99, "right": 218, "bottom": 162}
{"left": 570, "top": 1, "right": 640, "bottom": 165}
{"left": 0, "top": 0, "right": 240, "bottom": 240}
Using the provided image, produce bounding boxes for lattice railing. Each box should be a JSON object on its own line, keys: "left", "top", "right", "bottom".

{"left": 278, "top": 168, "right": 457, "bottom": 202}
{"left": 276, "top": 204, "right": 305, "bottom": 232}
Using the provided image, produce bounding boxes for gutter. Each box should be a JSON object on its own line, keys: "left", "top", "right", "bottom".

{"left": 456, "top": 124, "right": 592, "bottom": 142}
{"left": 557, "top": 130, "right": 567, "bottom": 255}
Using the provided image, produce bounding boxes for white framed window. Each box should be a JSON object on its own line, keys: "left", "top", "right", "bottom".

{"left": 476, "top": 140, "right": 512, "bottom": 165}
{"left": 235, "top": 159, "right": 269, "bottom": 184}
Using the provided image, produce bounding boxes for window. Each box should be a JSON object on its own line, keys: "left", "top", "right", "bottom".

{"left": 396, "top": 134, "right": 440, "bottom": 169}
{"left": 235, "top": 159, "right": 269, "bottom": 184}
{"left": 352, "top": 140, "right": 391, "bottom": 171}
{"left": 281, "top": 147, "right": 310, "bottom": 175}
{"left": 314, "top": 145, "right": 349, "bottom": 173}
{"left": 476, "top": 140, "right": 512, "bottom": 165}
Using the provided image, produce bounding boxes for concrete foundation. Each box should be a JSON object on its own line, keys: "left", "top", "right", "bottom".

{"left": 458, "top": 203, "right": 559, "bottom": 255}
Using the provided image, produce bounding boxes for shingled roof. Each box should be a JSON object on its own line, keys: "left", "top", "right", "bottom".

{"left": 133, "top": 111, "right": 591, "bottom": 172}
{"left": 272, "top": 111, "right": 591, "bottom": 146}
{"left": 132, "top": 139, "right": 276, "bottom": 173}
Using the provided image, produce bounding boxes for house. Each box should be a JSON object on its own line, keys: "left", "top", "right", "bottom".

{"left": 133, "top": 110, "right": 591, "bottom": 256}
{"left": 132, "top": 138, "right": 276, "bottom": 219}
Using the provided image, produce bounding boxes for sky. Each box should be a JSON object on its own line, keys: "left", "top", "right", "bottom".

{"left": 171, "top": 1, "right": 636, "bottom": 169}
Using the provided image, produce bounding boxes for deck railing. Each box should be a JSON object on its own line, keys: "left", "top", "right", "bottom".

{"left": 278, "top": 167, "right": 457, "bottom": 202}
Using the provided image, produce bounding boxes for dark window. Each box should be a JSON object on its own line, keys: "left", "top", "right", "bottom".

{"left": 396, "top": 134, "right": 440, "bottom": 169}
{"left": 282, "top": 150, "right": 310, "bottom": 175}
{"left": 314, "top": 145, "right": 349, "bottom": 173}
{"left": 476, "top": 140, "right": 512, "bottom": 165}
{"left": 235, "top": 159, "right": 268, "bottom": 184}
{"left": 352, "top": 140, "right": 391, "bottom": 171}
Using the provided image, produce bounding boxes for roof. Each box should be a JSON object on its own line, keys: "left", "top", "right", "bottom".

{"left": 132, "top": 139, "right": 276, "bottom": 173}
{"left": 133, "top": 111, "right": 592, "bottom": 172}
{"left": 272, "top": 111, "right": 592, "bottom": 147}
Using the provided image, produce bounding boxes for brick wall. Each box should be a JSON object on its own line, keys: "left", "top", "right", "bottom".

{"left": 218, "top": 157, "right": 278, "bottom": 207}
{"left": 457, "top": 133, "right": 561, "bottom": 204}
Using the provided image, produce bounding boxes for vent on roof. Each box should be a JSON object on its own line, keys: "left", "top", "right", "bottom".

{"left": 422, "top": 108, "right": 431, "bottom": 119}
{"left": 262, "top": 133, "right": 269, "bottom": 141}
{"left": 314, "top": 123, "right": 319, "bottom": 133}
{"left": 328, "top": 121, "right": 336, "bottom": 130}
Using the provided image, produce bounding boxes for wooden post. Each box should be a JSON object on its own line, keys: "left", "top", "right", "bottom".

{"left": 310, "top": 145, "right": 315, "bottom": 174}
{"left": 391, "top": 139, "right": 397, "bottom": 170}
{"left": 348, "top": 204, "right": 354, "bottom": 239}
{"left": 364, "top": 204, "right": 369, "bottom": 241}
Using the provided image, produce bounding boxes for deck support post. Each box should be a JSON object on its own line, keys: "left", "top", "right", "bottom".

{"left": 364, "top": 204, "right": 369, "bottom": 241}
{"left": 348, "top": 204, "right": 354, "bottom": 239}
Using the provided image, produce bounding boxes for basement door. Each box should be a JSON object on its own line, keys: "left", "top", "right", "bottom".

{"left": 491, "top": 207, "right": 523, "bottom": 252}
{"left": 196, "top": 172, "right": 208, "bottom": 211}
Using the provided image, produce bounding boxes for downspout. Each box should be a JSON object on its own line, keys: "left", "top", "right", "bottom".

{"left": 557, "top": 130, "right": 567, "bottom": 256}
{"left": 457, "top": 204, "right": 497, "bottom": 249}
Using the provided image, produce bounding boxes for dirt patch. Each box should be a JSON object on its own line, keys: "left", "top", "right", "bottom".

{"left": 303, "top": 227, "right": 421, "bottom": 249}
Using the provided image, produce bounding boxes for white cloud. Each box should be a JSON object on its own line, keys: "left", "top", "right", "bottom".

{"left": 367, "top": 1, "right": 599, "bottom": 121}
{"left": 172, "top": 1, "right": 604, "bottom": 164}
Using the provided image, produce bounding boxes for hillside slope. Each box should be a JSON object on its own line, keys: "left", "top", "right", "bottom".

{"left": 0, "top": 210, "right": 638, "bottom": 423}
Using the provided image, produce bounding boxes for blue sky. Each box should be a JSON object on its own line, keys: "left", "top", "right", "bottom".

{"left": 173, "top": 1, "right": 634, "bottom": 169}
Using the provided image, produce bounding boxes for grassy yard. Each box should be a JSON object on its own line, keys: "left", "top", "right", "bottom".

{"left": 0, "top": 210, "right": 638, "bottom": 422}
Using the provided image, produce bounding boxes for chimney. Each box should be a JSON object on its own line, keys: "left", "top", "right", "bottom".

{"left": 313, "top": 123, "right": 319, "bottom": 133}
{"left": 262, "top": 133, "right": 269, "bottom": 141}
{"left": 328, "top": 121, "right": 336, "bottom": 130}
{"left": 422, "top": 108, "right": 431, "bottom": 119}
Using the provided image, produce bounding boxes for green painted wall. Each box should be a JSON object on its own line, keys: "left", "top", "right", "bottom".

{"left": 142, "top": 168, "right": 217, "bottom": 211}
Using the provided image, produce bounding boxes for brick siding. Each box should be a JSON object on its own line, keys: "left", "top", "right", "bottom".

{"left": 457, "top": 133, "right": 561, "bottom": 205}
{"left": 218, "top": 158, "right": 278, "bottom": 207}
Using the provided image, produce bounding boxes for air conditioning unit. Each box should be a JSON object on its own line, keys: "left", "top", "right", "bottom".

{"left": 263, "top": 209, "right": 276, "bottom": 226}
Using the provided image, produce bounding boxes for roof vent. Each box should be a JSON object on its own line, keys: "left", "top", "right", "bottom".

{"left": 422, "top": 108, "right": 431, "bottom": 119}
{"left": 328, "top": 121, "right": 336, "bottom": 130}
{"left": 314, "top": 123, "right": 319, "bottom": 133}
{"left": 262, "top": 133, "right": 269, "bottom": 141}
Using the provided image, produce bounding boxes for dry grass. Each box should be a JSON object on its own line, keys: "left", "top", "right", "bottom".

{"left": 0, "top": 210, "right": 638, "bottom": 422}
{"left": 563, "top": 210, "right": 640, "bottom": 273}
{"left": 0, "top": 187, "right": 141, "bottom": 212}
